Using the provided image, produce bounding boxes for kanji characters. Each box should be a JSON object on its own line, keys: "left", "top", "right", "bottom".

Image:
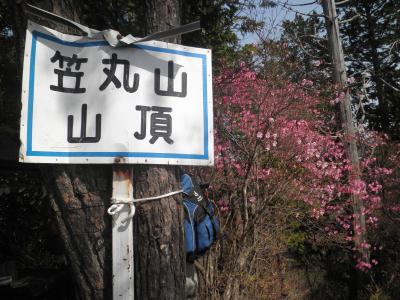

{"left": 154, "top": 60, "right": 187, "bottom": 97}
{"left": 99, "top": 53, "right": 139, "bottom": 93}
{"left": 67, "top": 104, "right": 101, "bottom": 143}
{"left": 50, "top": 51, "right": 88, "bottom": 93}
{"left": 134, "top": 105, "right": 174, "bottom": 144}
{"left": 47, "top": 52, "right": 185, "bottom": 145}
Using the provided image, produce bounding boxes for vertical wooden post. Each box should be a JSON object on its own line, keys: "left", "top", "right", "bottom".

{"left": 111, "top": 166, "right": 134, "bottom": 299}
{"left": 321, "top": 0, "right": 369, "bottom": 261}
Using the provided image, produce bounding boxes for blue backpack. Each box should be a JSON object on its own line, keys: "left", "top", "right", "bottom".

{"left": 181, "top": 173, "right": 220, "bottom": 261}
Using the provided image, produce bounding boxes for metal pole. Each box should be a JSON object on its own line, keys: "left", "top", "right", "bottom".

{"left": 111, "top": 165, "right": 134, "bottom": 299}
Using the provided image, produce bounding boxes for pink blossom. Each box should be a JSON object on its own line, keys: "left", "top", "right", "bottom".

{"left": 312, "top": 59, "right": 323, "bottom": 67}
{"left": 249, "top": 196, "right": 256, "bottom": 203}
{"left": 301, "top": 79, "right": 314, "bottom": 86}
{"left": 213, "top": 65, "right": 394, "bottom": 270}
{"left": 347, "top": 77, "right": 355, "bottom": 84}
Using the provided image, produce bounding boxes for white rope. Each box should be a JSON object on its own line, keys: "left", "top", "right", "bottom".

{"left": 114, "top": 189, "right": 183, "bottom": 204}
{"left": 107, "top": 190, "right": 183, "bottom": 222}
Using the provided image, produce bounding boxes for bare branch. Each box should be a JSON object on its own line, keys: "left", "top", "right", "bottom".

{"left": 380, "top": 78, "right": 400, "bottom": 93}
{"left": 335, "top": 0, "right": 351, "bottom": 6}
{"left": 389, "top": 39, "right": 400, "bottom": 56}
{"left": 284, "top": 1, "right": 318, "bottom": 6}
{"left": 297, "top": 34, "right": 327, "bottom": 41}
{"left": 339, "top": 13, "right": 360, "bottom": 24}
{"left": 295, "top": 35, "right": 326, "bottom": 59}
{"left": 276, "top": 0, "right": 326, "bottom": 18}
{"left": 356, "top": 75, "right": 369, "bottom": 124}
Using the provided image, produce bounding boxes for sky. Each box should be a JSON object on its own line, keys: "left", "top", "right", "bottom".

{"left": 238, "top": 1, "right": 323, "bottom": 44}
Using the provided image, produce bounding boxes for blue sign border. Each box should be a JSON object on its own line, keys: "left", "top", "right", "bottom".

{"left": 26, "top": 30, "right": 209, "bottom": 160}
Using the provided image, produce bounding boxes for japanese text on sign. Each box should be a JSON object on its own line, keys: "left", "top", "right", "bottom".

{"left": 19, "top": 22, "right": 214, "bottom": 165}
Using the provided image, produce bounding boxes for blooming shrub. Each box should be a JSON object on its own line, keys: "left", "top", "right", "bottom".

{"left": 212, "top": 65, "right": 390, "bottom": 269}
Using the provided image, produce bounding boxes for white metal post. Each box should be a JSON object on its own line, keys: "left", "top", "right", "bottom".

{"left": 111, "top": 166, "right": 134, "bottom": 299}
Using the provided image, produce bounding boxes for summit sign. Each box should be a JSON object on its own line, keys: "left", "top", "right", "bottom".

{"left": 19, "top": 22, "right": 213, "bottom": 165}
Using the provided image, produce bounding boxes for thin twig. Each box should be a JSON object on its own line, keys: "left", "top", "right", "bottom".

{"left": 379, "top": 77, "right": 400, "bottom": 93}
{"left": 284, "top": 1, "right": 318, "bottom": 6}
{"left": 335, "top": 0, "right": 351, "bottom": 6}
{"left": 276, "top": 0, "right": 326, "bottom": 18}
{"left": 339, "top": 13, "right": 360, "bottom": 24}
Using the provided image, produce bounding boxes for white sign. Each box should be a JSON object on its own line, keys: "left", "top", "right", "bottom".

{"left": 19, "top": 22, "right": 214, "bottom": 165}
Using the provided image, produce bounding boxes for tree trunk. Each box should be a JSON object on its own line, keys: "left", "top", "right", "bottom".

{"left": 43, "top": 165, "right": 112, "bottom": 299}
{"left": 20, "top": 1, "right": 113, "bottom": 299}
{"left": 143, "top": 0, "right": 181, "bottom": 43}
{"left": 134, "top": 166, "right": 185, "bottom": 299}
{"left": 134, "top": 1, "right": 186, "bottom": 299}
{"left": 363, "top": 3, "right": 388, "bottom": 132}
{"left": 321, "top": 0, "right": 368, "bottom": 261}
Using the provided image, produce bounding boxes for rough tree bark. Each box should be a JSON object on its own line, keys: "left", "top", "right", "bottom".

{"left": 44, "top": 165, "right": 112, "bottom": 299}
{"left": 134, "top": 166, "right": 185, "bottom": 299}
{"left": 134, "top": 1, "right": 186, "bottom": 299}
{"left": 17, "top": 1, "right": 113, "bottom": 299}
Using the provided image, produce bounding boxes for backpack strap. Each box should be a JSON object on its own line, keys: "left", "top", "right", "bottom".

{"left": 181, "top": 173, "right": 221, "bottom": 239}
{"left": 187, "top": 195, "right": 220, "bottom": 240}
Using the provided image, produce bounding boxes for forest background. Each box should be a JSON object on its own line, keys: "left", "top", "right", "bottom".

{"left": 0, "top": 0, "right": 399, "bottom": 299}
